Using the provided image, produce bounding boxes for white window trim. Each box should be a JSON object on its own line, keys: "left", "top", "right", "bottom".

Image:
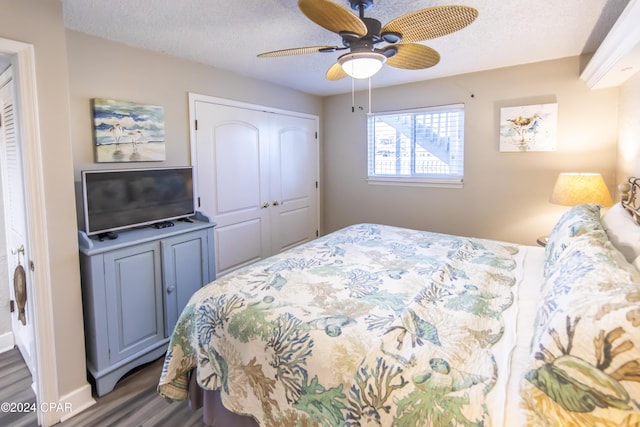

{"left": 366, "top": 176, "right": 463, "bottom": 188}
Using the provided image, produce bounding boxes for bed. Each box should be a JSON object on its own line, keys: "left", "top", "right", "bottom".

{"left": 158, "top": 177, "right": 640, "bottom": 426}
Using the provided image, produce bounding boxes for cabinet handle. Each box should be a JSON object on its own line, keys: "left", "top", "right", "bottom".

{"left": 261, "top": 202, "right": 269, "bottom": 208}
{"left": 272, "top": 201, "right": 280, "bottom": 206}
{"left": 167, "top": 285, "right": 176, "bottom": 294}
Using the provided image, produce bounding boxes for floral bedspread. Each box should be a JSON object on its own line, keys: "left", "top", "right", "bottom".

{"left": 158, "top": 223, "right": 520, "bottom": 426}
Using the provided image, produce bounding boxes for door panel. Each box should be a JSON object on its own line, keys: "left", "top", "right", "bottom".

{"left": 215, "top": 124, "right": 261, "bottom": 213}
{"left": 269, "top": 114, "right": 318, "bottom": 254}
{"left": 194, "top": 101, "right": 271, "bottom": 276}
{"left": 215, "top": 218, "right": 263, "bottom": 274}
{"left": 280, "top": 134, "right": 310, "bottom": 201}
{"left": 278, "top": 207, "right": 312, "bottom": 251}
{"left": 0, "top": 68, "right": 35, "bottom": 375}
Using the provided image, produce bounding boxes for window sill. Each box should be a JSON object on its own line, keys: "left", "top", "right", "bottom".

{"left": 366, "top": 177, "right": 464, "bottom": 189}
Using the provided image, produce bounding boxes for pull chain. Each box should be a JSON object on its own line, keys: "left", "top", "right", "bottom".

{"left": 351, "top": 77, "right": 355, "bottom": 112}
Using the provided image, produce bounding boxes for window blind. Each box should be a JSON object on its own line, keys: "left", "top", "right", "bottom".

{"left": 367, "top": 104, "right": 465, "bottom": 185}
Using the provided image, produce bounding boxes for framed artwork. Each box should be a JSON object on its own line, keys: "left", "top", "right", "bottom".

{"left": 499, "top": 103, "right": 558, "bottom": 152}
{"left": 92, "top": 98, "right": 165, "bottom": 162}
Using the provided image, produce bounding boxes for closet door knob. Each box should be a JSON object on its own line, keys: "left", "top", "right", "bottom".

{"left": 261, "top": 202, "right": 269, "bottom": 208}
{"left": 272, "top": 201, "right": 280, "bottom": 206}
{"left": 167, "top": 286, "right": 176, "bottom": 294}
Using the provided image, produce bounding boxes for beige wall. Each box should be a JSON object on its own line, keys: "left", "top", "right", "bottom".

{"left": 65, "top": 31, "right": 322, "bottom": 180}
{"left": 322, "top": 56, "right": 619, "bottom": 245}
{"left": 618, "top": 72, "right": 640, "bottom": 181}
{"left": 0, "top": 0, "right": 88, "bottom": 401}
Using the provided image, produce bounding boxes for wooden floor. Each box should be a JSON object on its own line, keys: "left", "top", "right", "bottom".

{"left": 0, "top": 347, "right": 37, "bottom": 427}
{"left": 0, "top": 348, "right": 205, "bottom": 426}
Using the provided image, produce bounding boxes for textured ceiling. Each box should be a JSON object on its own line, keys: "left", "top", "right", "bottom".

{"left": 62, "top": 0, "right": 631, "bottom": 96}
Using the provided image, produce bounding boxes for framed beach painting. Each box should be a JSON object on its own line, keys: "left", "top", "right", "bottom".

{"left": 92, "top": 98, "right": 165, "bottom": 162}
{"left": 499, "top": 103, "right": 558, "bottom": 152}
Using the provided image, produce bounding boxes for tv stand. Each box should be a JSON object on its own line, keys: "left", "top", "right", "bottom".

{"left": 97, "top": 231, "right": 118, "bottom": 241}
{"left": 78, "top": 218, "right": 216, "bottom": 396}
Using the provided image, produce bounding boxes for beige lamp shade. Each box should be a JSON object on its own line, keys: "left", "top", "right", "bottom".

{"left": 550, "top": 173, "right": 613, "bottom": 207}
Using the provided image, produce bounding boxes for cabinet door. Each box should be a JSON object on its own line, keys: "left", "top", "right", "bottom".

{"left": 162, "top": 230, "right": 210, "bottom": 335}
{"left": 103, "top": 242, "right": 164, "bottom": 364}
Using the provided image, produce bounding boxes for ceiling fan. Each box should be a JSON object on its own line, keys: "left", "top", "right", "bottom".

{"left": 257, "top": 0, "right": 478, "bottom": 81}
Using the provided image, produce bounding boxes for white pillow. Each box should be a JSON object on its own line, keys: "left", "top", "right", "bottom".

{"left": 601, "top": 202, "right": 640, "bottom": 264}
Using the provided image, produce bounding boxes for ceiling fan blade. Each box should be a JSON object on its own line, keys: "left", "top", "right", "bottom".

{"left": 257, "top": 46, "right": 339, "bottom": 58}
{"left": 385, "top": 44, "right": 440, "bottom": 70}
{"left": 382, "top": 5, "right": 478, "bottom": 43}
{"left": 326, "top": 62, "right": 348, "bottom": 81}
{"left": 299, "top": 0, "right": 367, "bottom": 36}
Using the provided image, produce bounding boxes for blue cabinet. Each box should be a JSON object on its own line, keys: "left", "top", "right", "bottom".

{"left": 79, "top": 219, "right": 215, "bottom": 396}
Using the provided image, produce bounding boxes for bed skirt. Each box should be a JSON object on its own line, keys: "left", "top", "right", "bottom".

{"left": 188, "top": 369, "right": 258, "bottom": 427}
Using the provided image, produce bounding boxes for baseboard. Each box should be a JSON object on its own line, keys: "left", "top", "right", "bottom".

{"left": 57, "top": 383, "right": 95, "bottom": 422}
{"left": 0, "top": 331, "right": 15, "bottom": 353}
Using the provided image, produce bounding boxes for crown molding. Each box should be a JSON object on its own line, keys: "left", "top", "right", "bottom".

{"left": 581, "top": 0, "right": 640, "bottom": 89}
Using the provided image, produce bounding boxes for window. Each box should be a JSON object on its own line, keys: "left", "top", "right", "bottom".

{"left": 367, "top": 103, "right": 465, "bottom": 187}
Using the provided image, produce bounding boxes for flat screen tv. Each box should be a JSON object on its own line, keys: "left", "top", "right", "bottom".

{"left": 81, "top": 166, "right": 195, "bottom": 237}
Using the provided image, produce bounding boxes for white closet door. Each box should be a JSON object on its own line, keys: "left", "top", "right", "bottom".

{"left": 268, "top": 113, "right": 318, "bottom": 254}
{"left": 194, "top": 101, "right": 271, "bottom": 276}
{"left": 0, "top": 69, "right": 35, "bottom": 375}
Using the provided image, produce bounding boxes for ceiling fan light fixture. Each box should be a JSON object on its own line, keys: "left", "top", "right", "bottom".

{"left": 338, "top": 51, "right": 386, "bottom": 79}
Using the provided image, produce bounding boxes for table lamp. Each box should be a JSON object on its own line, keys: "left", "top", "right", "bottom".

{"left": 537, "top": 173, "right": 613, "bottom": 246}
{"left": 549, "top": 172, "right": 613, "bottom": 207}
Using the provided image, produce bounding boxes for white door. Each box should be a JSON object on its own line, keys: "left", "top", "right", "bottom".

{"left": 194, "top": 101, "right": 271, "bottom": 276}
{"left": 268, "top": 113, "right": 318, "bottom": 253}
{"left": 0, "top": 67, "right": 35, "bottom": 376}
{"left": 192, "top": 98, "right": 319, "bottom": 276}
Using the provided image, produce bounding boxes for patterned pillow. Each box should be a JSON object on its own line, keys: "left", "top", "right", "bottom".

{"left": 544, "top": 204, "right": 605, "bottom": 276}
{"left": 521, "top": 232, "right": 640, "bottom": 426}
